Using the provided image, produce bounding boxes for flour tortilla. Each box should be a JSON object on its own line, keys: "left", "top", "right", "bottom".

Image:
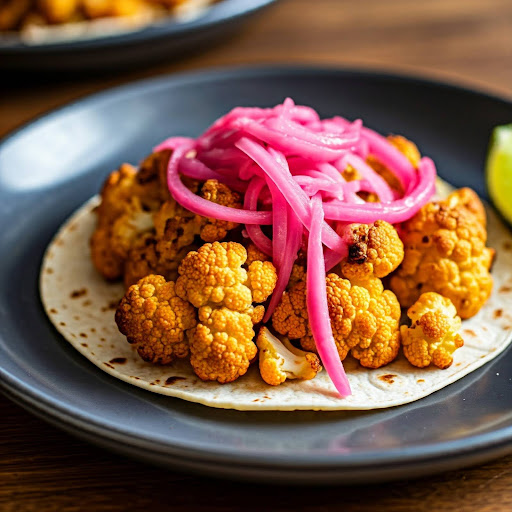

{"left": 40, "top": 180, "right": 512, "bottom": 410}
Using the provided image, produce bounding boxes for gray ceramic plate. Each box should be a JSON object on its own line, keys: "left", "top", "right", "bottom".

{"left": 1, "top": 67, "right": 512, "bottom": 485}
{"left": 0, "top": 0, "right": 276, "bottom": 71}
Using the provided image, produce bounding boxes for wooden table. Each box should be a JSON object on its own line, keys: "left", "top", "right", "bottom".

{"left": 2, "top": 0, "right": 512, "bottom": 510}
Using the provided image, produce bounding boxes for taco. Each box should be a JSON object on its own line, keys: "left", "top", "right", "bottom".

{"left": 40, "top": 100, "right": 512, "bottom": 410}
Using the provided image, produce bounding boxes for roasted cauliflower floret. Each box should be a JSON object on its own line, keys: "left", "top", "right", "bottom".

{"left": 153, "top": 197, "right": 202, "bottom": 265}
{"left": 271, "top": 279, "right": 311, "bottom": 344}
{"left": 188, "top": 306, "right": 257, "bottom": 383}
{"left": 123, "top": 233, "right": 193, "bottom": 288}
{"left": 273, "top": 273, "right": 401, "bottom": 369}
{"left": 341, "top": 220, "right": 404, "bottom": 282}
{"left": 245, "top": 243, "right": 270, "bottom": 267}
{"left": 349, "top": 276, "right": 402, "bottom": 368}
{"left": 148, "top": 179, "right": 242, "bottom": 283}
{"left": 115, "top": 274, "right": 197, "bottom": 365}
{"left": 199, "top": 180, "right": 242, "bottom": 242}
{"left": 256, "top": 327, "right": 321, "bottom": 386}
{"left": 90, "top": 151, "right": 171, "bottom": 280}
{"left": 176, "top": 241, "right": 277, "bottom": 310}
{"left": 37, "top": 0, "right": 79, "bottom": 23}
{"left": 390, "top": 188, "right": 494, "bottom": 318}
{"left": 246, "top": 260, "right": 279, "bottom": 303}
{"left": 401, "top": 292, "right": 464, "bottom": 369}
{"left": 176, "top": 242, "right": 277, "bottom": 383}
{"left": 388, "top": 135, "right": 421, "bottom": 168}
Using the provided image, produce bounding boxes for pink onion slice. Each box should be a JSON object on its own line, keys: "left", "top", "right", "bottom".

{"left": 236, "top": 138, "right": 347, "bottom": 254}
{"left": 307, "top": 195, "right": 351, "bottom": 397}
{"left": 243, "top": 179, "right": 273, "bottom": 255}
{"left": 167, "top": 143, "right": 272, "bottom": 225}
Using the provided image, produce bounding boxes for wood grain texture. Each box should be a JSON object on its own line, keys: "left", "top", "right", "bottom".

{"left": 2, "top": 0, "right": 512, "bottom": 510}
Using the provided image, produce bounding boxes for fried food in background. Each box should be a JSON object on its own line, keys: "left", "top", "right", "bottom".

{"left": 0, "top": 0, "right": 214, "bottom": 31}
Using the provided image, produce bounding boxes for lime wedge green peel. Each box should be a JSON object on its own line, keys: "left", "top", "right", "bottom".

{"left": 486, "top": 123, "right": 512, "bottom": 224}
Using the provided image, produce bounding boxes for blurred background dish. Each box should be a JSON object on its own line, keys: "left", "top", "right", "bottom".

{"left": 0, "top": 0, "right": 277, "bottom": 71}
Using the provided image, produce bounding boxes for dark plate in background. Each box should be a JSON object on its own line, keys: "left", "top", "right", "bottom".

{"left": 0, "top": 66, "right": 512, "bottom": 484}
{"left": 0, "top": 0, "right": 276, "bottom": 71}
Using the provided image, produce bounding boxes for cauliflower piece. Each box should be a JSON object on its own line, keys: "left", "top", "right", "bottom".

{"left": 177, "top": 242, "right": 277, "bottom": 383}
{"left": 350, "top": 276, "right": 402, "bottom": 368}
{"left": 246, "top": 260, "right": 279, "bottom": 303}
{"left": 390, "top": 188, "right": 494, "bottom": 318}
{"left": 256, "top": 327, "right": 321, "bottom": 386}
{"left": 188, "top": 306, "right": 257, "bottom": 383}
{"left": 199, "top": 180, "right": 242, "bottom": 242}
{"left": 115, "top": 274, "right": 197, "bottom": 364}
{"left": 388, "top": 135, "right": 421, "bottom": 168}
{"left": 37, "top": 0, "right": 79, "bottom": 23}
{"left": 273, "top": 273, "right": 401, "bottom": 368}
{"left": 82, "top": 0, "right": 145, "bottom": 18}
{"left": 91, "top": 151, "right": 171, "bottom": 280}
{"left": 148, "top": 179, "right": 242, "bottom": 285}
{"left": 0, "top": 0, "right": 31, "bottom": 30}
{"left": 153, "top": 196, "right": 203, "bottom": 270}
{"left": 288, "top": 263, "right": 306, "bottom": 288}
{"left": 401, "top": 292, "right": 464, "bottom": 369}
{"left": 176, "top": 241, "right": 277, "bottom": 310}
{"left": 123, "top": 232, "right": 194, "bottom": 288}
{"left": 341, "top": 220, "right": 404, "bottom": 282}
{"left": 271, "top": 279, "right": 311, "bottom": 343}
{"left": 245, "top": 243, "right": 270, "bottom": 267}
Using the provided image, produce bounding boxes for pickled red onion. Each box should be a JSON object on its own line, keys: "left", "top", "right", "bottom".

{"left": 159, "top": 99, "right": 437, "bottom": 397}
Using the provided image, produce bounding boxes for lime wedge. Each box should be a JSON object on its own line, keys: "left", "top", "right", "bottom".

{"left": 486, "top": 124, "right": 512, "bottom": 223}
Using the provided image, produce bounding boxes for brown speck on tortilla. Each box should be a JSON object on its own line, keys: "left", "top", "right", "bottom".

{"left": 68, "top": 223, "right": 78, "bottom": 232}
{"left": 499, "top": 285, "right": 512, "bottom": 293}
{"left": 46, "top": 268, "right": 54, "bottom": 274}
{"left": 81, "top": 343, "right": 88, "bottom": 348}
{"left": 463, "top": 329, "right": 476, "bottom": 337}
{"left": 55, "top": 238, "right": 64, "bottom": 247}
{"left": 503, "top": 241, "right": 512, "bottom": 251}
{"left": 59, "top": 322, "right": 66, "bottom": 326}
{"left": 109, "top": 357, "right": 127, "bottom": 365}
{"left": 101, "top": 338, "right": 106, "bottom": 342}
{"left": 82, "top": 300, "right": 92, "bottom": 307}
{"left": 132, "top": 376, "right": 141, "bottom": 380}
{"left": 73, "top": 315, "right": 80, "bottom": 321}
{"left": 417, "top": 379, "right": 424, "bottom": 383}
{"left": 79, "top": 332, "right": 87, "bottom": 338}
{"left": 165, "top": 376, "right": 186, "bottom": 386}
{"left": 494, "top": 309, "right": 503, "bottom": 319}
{"left": 49, "top": 308, "right": 57, "bottom": 314}
{"left": 70, "top": 288, "right": 87, "bottom": 299}
{"left": 71, "top": 333, "right": 76, "bottom": 338}
{"left": 90, "top": 327, "right": 96, "bottom": 333}
{"left": 104, "top": 363, "right": 114, "bottom": 369}
{"left": 101, "top": 300, "right": 121, "bottom": 312}
{"left": 379, "top": 374, "right": 396, "bottom": 384}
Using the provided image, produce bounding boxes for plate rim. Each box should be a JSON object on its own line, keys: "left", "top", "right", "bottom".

{"left": 1, "top": 64, "right": 512, "bottom": 471}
